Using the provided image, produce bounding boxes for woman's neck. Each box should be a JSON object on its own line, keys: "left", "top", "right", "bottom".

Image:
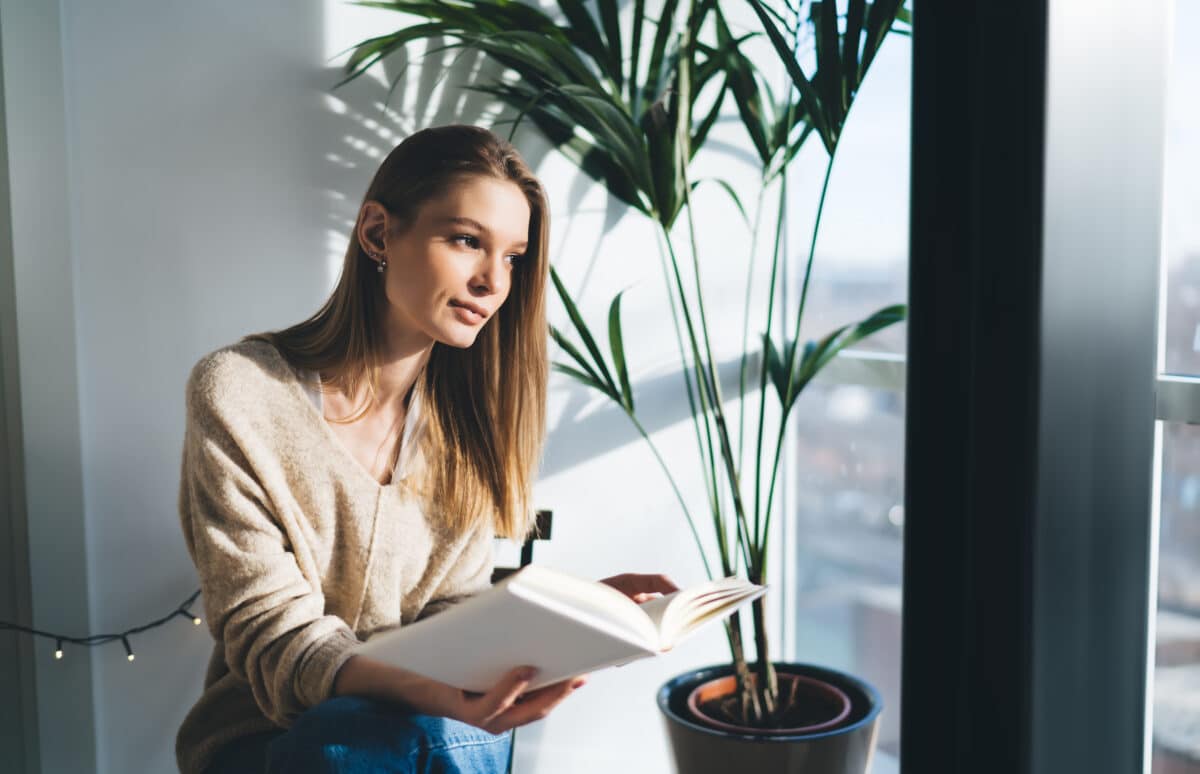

{"left": 323, "top": 328, "right": 432, "bottom": 423}
{"left": 372, "top": 348, "right": 431, "bottom": 411}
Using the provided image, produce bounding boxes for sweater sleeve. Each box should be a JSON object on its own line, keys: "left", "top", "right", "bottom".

{"left": 179, "top": 356, "right": 359, "bottom": 726}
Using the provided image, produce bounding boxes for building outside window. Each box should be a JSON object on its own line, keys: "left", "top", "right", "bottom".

{"left": 1154, "top": 2, "right": 1200, "bottom": 771}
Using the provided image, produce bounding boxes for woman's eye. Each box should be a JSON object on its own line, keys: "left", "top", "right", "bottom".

{"left": 505, "top": 254, "right": 524, "bottom": 266}
{"left": 452, "top": 234, "right": 480, "bottom": 249}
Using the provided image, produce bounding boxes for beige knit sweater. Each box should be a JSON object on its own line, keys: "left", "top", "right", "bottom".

{"left": 175, "top": 338, "right": 495, "bottom": 774}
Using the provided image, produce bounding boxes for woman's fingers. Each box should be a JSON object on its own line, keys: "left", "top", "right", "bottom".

{"left": 488, "top": 676, "right": 585, "bottom": 731}
{"left": 463, "top": 671, "right": 588, "bottom": 734}
{"left": 470, "top": 666, "right": 538, "bottom": 726}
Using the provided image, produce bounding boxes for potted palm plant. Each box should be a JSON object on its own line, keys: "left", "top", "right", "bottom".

{"left": 339, "top": 1, "right": 910, "bottom": 770}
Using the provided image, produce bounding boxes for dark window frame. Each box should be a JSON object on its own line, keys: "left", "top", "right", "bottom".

{"left": 902, "top": 2, "right": 1169, "bottom": 773}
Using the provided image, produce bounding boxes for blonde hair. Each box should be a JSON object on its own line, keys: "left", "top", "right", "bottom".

{"left": 247, "top": 125, "right": 548, "bottom": 540}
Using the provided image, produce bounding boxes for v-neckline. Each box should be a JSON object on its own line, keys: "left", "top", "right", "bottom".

{"left": 289, "top": 367, "right": 412, "bottom": 492}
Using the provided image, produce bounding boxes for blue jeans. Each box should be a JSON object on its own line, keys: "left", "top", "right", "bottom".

{"left": 206, "top": 696, "right": 512, "bottom": 774}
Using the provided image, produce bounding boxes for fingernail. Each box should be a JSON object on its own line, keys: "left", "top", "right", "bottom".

{"left": 570, "top": 678, "right": 587, "bottom": 689}
{"left": 520, "top": 667, "right": 539, "bottom": 681}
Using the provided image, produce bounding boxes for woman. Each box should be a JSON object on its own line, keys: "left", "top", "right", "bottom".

{"left": 175, "top": 125, "right": 676, "bottom": 774}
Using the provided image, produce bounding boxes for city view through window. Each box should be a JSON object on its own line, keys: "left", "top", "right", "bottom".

{"left": 785, "top": 4, "right": 1200, "bottom": 770}
{"left": 1155, "top": 2, "right": 1200, "bottom": 772}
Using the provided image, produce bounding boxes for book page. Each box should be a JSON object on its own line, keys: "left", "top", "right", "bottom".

{"left": 656, "top": 577, "right": 767, "bottom": 647}
{"left": 354, "top": 577, "right": 659, "bottom": 693}
{"left": 507, "top": 566, "right": 659, "bottom": 648}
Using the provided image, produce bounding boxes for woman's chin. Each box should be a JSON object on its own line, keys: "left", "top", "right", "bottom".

{"left": 437, "top": 328, "right": 481, "bottom": 349}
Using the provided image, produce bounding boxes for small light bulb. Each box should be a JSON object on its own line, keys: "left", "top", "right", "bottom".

{"left": 127, "top": 653, "right": 135, "bottom": 662}
{"left": 55, "top": 648, "right": 63, "bottom": 660}
{"left": 193, "top": 617, "right": 202, "bottom": 626}
{"left": 121, "top": 636, "right": 135, "bottom": 663}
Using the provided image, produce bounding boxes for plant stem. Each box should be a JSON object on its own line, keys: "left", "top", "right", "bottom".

{"left": 753, "top": 167, "right": 789, "bottom": 561}
{"left": 785, "top": 152, "right": 836, "bottom": 406}
{"left": 726, "top": 612, "right": 761, "bottom": 724}
{"left": 762, "top": 151, "right": 837, "bottom": 561}
{"left": 678, "top": 160, "right": 755, "bottom": 576}
{"left": 653, "top": 226, "right": 721, "bottom": 537}
{"left": 626, "top": 411, "right": 714, "bottom": 580}
{"left": 760, "top": 420, "right": 790, "bottom": 580}
{"left": 659, "top": 228, "right": 733, "bottom": 572}
{"left": 736, "top": 185, "right": 768, "bottom": 467}
{"left": 750, "top": 595, "right": 778, "bottom": 719}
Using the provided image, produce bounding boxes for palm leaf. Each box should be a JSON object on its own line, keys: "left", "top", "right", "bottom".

{"left": 642, "top": 0, "right": 682, "bottom": 110}
{"left": 549, "top": 325, "right": 608, "bottom": 391}
{"left": 789, "top": 304, "right": 907, "bottom": 402}
{"left": 552, "top": 361, "right": 617, "bottom": 399}
{"left": 812, "top": 2, "right": 844, "bottom": 134}
{"left": 862, "top": 0, "right": 905, "bottom": 77}
{"left": 691, "top": 177, "right": 749, "bottom": 228}
{"left": 607, "top": 290, "right": 635, "bottom": 412}
{"left": 341, "top": 0, "right": 737, "bottom": 230}
{"left": 596, "top": 0, "right": 624, "bottom": 92}
{"left": 744, "top": 0, "right": 907, "bottom": 157}
{"left": 713, "top": 17, "right": 771, "bottom": 164}
{"left": 553, "top": 0, "right": 608, "bottom": 70}
{"left": 842, "top": 0, "right": 867, "bottom": 99}
{"left": 629, "top": 0, "right": 647, "bottom": 108}
{"left": 550, "top": 267, "right": 617, "bottom": 395}
{"left": 473, "top": 82, "right": 649, "bottom": 213}
{"left": 744, "top": 0, "right": 834, "bottom": 153}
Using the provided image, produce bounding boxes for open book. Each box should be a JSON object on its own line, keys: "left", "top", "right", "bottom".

{"left": 353, "top": 565, "right": 767, "bottom": 692}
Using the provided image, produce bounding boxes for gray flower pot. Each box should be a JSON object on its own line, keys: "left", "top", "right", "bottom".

{"left": 657, "top": 662, "right": 883, "bottom": 774}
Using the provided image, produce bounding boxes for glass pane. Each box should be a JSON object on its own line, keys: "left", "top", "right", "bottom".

{"left": 790, "top": 15, "right": 910, "bottom": 357}
{"left": 791, "top": 382, "right": 905, "bottom": 765}
{"left": 782, "top": 13, "right": 909, "bottom": 771}
{"left": 1155, "top": 422, "right": 1200, "bottom": 773}
{"left": 1163, "top": 1, "right": 1200, "bottom": 376}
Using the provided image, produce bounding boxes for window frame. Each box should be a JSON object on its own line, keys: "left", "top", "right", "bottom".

{"left": 901, "top": 3, "right": 1170, "bottom": 774}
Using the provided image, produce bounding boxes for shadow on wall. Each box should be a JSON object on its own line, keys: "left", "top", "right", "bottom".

{"left": 541, "top": 352, "right": 761, "bottom": 478}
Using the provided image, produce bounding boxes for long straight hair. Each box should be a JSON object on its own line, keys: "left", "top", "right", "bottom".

{"left": 247, "top": 125, "right": 548, "bottom": 540}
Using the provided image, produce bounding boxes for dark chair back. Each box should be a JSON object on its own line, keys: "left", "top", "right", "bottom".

{"left": 491, "top": 510, "right": 553, "bottom": 584}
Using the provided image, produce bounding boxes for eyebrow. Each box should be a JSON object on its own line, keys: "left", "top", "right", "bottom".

{"left": 440, "top": 216, "right": 528, "bottom": 250}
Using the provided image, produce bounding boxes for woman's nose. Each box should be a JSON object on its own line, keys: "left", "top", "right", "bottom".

{"left": 470, "top": 252, "right": 510, "bottom": 295}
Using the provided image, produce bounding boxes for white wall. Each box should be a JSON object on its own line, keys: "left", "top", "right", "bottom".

{"left": 3, "top": 1, "right": 800, "bottom": 772}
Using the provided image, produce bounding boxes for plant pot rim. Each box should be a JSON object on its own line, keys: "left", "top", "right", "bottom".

{"left": 686, "top": 671, "right": 853, "bottom": 735}
{"left": 658, "top": 662, "right": 883, "bottom": 743}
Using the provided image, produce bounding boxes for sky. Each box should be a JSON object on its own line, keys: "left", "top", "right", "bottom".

{"left": 1165, "top": 0, "right": 1200, "bottom": 265}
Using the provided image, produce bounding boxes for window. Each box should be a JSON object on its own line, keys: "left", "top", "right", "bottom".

{"left": 783, "top": 22, "right": 909, "bottom": 771}
{"left": 1152, "top": 4, "right": 1200, "bottom": 770}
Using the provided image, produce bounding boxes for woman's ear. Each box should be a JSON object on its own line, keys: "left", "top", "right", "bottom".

{"left": 357, "top": 200, "right": 391, "bottom": 257}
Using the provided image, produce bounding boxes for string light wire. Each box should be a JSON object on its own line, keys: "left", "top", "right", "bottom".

{"left": 0, "top": 589, "right": 202, "bottom": 661}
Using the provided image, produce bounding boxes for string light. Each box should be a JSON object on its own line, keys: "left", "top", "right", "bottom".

{"left": 0, "top": 590, "right": 202, "bottom": 664}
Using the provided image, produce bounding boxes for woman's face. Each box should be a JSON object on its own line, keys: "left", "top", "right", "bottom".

{"left": 374, "top": 175, "right": 532, "bottom": 350}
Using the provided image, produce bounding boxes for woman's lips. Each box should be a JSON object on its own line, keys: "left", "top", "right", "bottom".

{"left": 450, "top": 300, "right": 485, "bottom": 325}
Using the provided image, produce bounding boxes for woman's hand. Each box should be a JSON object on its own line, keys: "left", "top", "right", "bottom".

{"left": 334, "top": 656, "right": 584, "bottom": 734}
{"left": 448, "top": 667, "right": 587, "bottom": 734}
{"left": 598, "top": 572, "right": 680, "bottom": 603}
